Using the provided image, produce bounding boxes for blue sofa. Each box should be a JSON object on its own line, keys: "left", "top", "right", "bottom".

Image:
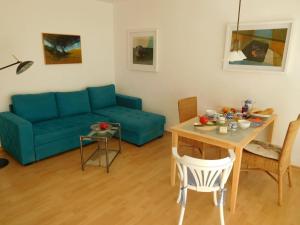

{"left": 0, "top": 84, "right": 165, "bottom": 165}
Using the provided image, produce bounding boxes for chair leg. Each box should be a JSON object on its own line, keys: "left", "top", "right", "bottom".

{"left": 288, "top": 166, "right": 293, "bottom": 188}
{"left": 213, "top": 191, "right": 218, "bottom": 206}
{"left": 278, "top": 174, "right": 283, "bottom": 206}
{"left": 219, "top": 204, "right": 225, "bottom": 225}
{"left": 178, "top": 189, "right": 188, "bottom": 225}
{"left": 178, "top": 205, "right": 186, "bottom": 225}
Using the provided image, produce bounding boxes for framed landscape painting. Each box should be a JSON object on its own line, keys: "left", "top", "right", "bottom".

{"left": 223, "top": 21, "right": 293, "bottom": 72}
{"left": 128, "top": 29, "right": 158, "bottom": 72}
{"left": 42, "top": 33, "right": 82, "bottom": 64}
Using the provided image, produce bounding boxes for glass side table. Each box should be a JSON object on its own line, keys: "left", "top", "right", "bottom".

{"left": 80, "top": 122, "right": 122, "bottom": 173}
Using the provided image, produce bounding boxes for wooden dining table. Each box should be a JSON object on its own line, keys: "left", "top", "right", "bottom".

{"left": 170, "top": 114, "right": 277, "bottom": 214}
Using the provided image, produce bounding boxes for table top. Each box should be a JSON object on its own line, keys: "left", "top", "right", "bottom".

{"left": 81, "top": 123, "right": 120, "bottom": 140}
{"left": 171, "top": 115, "right": 276, "bottom": 148}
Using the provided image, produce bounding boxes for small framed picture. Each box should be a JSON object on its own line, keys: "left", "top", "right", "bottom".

{"left": 128, "top": 29, "right": 158, "bottom": 72}
{"left": 42, "top": 33, "right": 82, "bottom": 64}
{"left": 223, "top": 21, "right": 293, "bottom": 73}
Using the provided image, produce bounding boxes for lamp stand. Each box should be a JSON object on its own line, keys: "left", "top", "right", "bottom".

{"left": 0, "top": 158, "right": 9, "bottom": 168}
{"left": 0, "top": 62, "right": 20, "bottom": 71}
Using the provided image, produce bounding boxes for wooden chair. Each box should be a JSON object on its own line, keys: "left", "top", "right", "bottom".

{"left": 178, "top": 97, "right": 204, "bottom": 156}
{"left": 242, "top": 115, "right": 300, "bottom": 205}
{"left": 172, "top": 147, "right": 235, "bottom": 225}
{"left": 178, "top": 97, "right": 198, "bottom": 123}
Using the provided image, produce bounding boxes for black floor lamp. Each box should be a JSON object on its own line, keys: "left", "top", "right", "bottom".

{"left": 0, "top": 55, "right": 34, "bottom": 168}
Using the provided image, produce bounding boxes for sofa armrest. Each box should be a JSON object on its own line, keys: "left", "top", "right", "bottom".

{"left": 116, "top": 94, "right": 142, "bottom": 110}
{"left": 0, "top": 112, "right": 35, "bottom": 165}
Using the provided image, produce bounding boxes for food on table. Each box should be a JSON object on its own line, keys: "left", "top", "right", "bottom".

{"left": 251, "top": 108, "right": 274, "bottom": 115}
{"left": 230, "top": 108, "right": 237, "bottom": 113}
{"left": 222, "top": 107, "right": 229, "bottom": 113}
{"left": 199, "top": 116, "right": 209, "bottom": 125}
{"left": 249, "top": 118, "right": 263, "bottom": 123}
{"left": 248, "top": 117, "right": 264, "bottom": 127}
{"left": 99, "top": 122, "right": 109, "bottom": 130}
{"left": 222, "top": 107, "right": 237, "bottom": 114}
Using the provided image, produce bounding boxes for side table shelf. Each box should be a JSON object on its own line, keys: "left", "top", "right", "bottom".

{"left": 80, "top": 122, "right": 122, "bottom": 173}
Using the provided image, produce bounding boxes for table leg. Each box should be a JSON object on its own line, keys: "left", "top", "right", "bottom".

{"left": 80, "top": 137, "right": 84, "bottom": 171}
{"left": 119, "top": 125, "right": 122, "bottom": 153}
{"left": 98, "top": 141, "right": 101, "bottom": 167}
{"left": 105, "top": 139, "right": 109, "bottom": 173}
{"left": 230, "top": 146, "right": 243, "bottom": 214}
{"left": 171, "top": 132, "right": 178, "bottom": 186}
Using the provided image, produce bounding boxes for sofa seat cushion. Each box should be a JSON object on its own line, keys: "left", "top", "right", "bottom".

{"left": 93, "top": 106, "right": 165, "bottom": 133}
{"left": 33, "top": 113, "right": 109, "bottom": 146}
{"left": 56, "top": 90, "right": 91, "bottom": 117}
{"left": 12, "top": 93, "right": 58, "bottom": 123}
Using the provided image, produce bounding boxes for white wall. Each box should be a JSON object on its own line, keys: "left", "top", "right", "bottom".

{"left": 114, "top": 0, "right": 300, "bottom": 165}
{"left": 0, "top": 0, "right": 114, "bottom": 112}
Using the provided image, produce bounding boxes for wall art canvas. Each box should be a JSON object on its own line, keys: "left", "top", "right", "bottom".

{"left": 42, "top": 33, "right": 82, "bottom": 64}
{"left": 223, "top": 21, "right": 293, "bottom": 72}
{"left": 128, "top": 29, "right": 158, "bottom": 72}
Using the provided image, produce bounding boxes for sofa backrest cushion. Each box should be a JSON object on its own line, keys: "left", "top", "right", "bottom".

{"left": 12, "top": 93, "right": 58, "bottom": 123}
{"left": 87, "top": 84, "right": 117, "bottom": 110}
{"left": 56, "top": 90, "right": 91, "bottom": 117}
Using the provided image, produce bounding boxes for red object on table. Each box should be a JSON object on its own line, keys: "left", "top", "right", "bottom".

{"left": 199, "top": 116, "right": 209, "bottom": 125}
{"left": 99, "top": 122, "right": 109, "bottom": 130}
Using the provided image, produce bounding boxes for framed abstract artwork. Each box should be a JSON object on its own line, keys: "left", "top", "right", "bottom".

{"left": 223, "top": 21, "right": 293, "bottom": 72}
{"left": 128, "top": 29, "right": 158, "bottom": 72}
{"left": 42, "top": 33, "right": 82, "bottom": 64}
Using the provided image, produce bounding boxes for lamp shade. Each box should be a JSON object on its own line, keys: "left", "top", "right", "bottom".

{"left": 16, "top": 61, "right": 34, "bottom": 74}
{"left": 228, "top": 50, "right": 247, "bottom": 63}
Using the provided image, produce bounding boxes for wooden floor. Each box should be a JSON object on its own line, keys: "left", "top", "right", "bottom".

{"left": 1, "top": 133, "right": 300, "bottom": 225}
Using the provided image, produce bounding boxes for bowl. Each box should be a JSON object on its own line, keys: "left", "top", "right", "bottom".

{"left": 238, "top": 120, "right": 251, "bottom": 129}
{"left": 206, "top": 109, "right": 216, "bottom": 117}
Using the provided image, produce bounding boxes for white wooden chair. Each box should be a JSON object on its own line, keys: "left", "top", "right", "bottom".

{"left": 172, "top": 147, "right": 235, "bottom": 225}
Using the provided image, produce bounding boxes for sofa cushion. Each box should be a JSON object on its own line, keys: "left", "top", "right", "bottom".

{"left": 56, "top": 90, "right": 91, "bottom": 117}
{"left": 12, "top": 93, "right": 58, "bottom": 123}
{"left": 93, "top": 106, "right": 165, "bottom": 133}
{"left": 33, "top": 113, "right": 110, "bottom": 146}
{"left": 87, "top": 84, "right": 116, "bottom": 110}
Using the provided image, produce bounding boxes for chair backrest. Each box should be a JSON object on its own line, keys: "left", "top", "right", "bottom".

{"left": 178, "top": 97, "right": 197, "bottom": 123}
{"left": 172, "top": 147, "right": 235, "bottom": 192}
{"left": 279, "top": 115, "right": 300, "bottom": 171}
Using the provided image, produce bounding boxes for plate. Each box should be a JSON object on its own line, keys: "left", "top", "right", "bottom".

{"left": 250, "top": 122, "right": 264, "bottom": 127}
{"left": 250, "top": 113, "right": 271, "bottom": 118}
{"left": 194, "top": 122, "right": 217, "bottom": 131}
{"left": 195, "top": 126, "right": 217, "bottom": 131}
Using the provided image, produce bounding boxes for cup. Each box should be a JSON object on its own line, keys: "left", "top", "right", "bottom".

{"left": 228, "top": 121, "right": 238, "bottom": 131}
{"left": 226, "top": 112, "right": 234, "bottom": 120}
{"left": 218, "top": 116, "right": 226, "bottom": 124}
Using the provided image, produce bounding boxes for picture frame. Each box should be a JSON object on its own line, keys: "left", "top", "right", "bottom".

{"left": 223, "top": 21, "right": 293, "bottom": 73}
{"left": 128, "top": 29, "right": 158, "bottom": 72}
{"left": 42, "top": 33, "right": 82, "bottom": 64}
